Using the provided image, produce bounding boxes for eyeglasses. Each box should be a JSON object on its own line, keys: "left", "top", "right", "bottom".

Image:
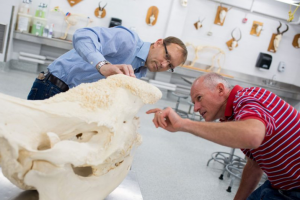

{"left": 163, "top": 42, "right": 174, "bottom": 72}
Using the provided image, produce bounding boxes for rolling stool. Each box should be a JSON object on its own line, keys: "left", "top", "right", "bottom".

{"left": 171, "top": 92, "right": 189, "bottom": 118}
{"left": 207, "top": 148, "right": 245, "bottom": 181}
{"left": 225, "top": 160, "right": 246, "bottom": 192}
{"left": 225, "top": 160, "right": 268, "bottom": 192}
{"left": 187, "top": 100, "right": 196, "bottom": 120}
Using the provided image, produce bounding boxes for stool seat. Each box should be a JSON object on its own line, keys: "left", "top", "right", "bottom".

{"left": 171, "top": 92, "right": 189, "bottom": 99}
{"left": 170, "top": 92, "right": 189, "bottom": 118}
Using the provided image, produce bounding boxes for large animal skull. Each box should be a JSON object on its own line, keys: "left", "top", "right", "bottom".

{"left": 273, "top": 21, "right": 289, "bottom": 52}
{"left": 0, "top": 75, "right": 162, "bottom": 200}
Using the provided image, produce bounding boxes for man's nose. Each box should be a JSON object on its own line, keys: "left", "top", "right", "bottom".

{"left": 194, "top": 102, "right": 201, "bottom": 112}
{"left": 161, "top": 60, "right": 169, "bottom": 68}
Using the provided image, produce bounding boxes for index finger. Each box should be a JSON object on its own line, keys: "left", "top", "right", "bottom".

{"left": 119, "top": 65, "right": 130, "bottom": 76}
{"left": 146, "top": 108, "right": 161, "bottom": 114}
{"left": 127, "top": 65, "right": 136, "bottom": 78}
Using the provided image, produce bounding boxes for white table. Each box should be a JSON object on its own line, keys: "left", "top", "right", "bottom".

{"left": 0, "top": 167, "right": 143, "bottom": 200}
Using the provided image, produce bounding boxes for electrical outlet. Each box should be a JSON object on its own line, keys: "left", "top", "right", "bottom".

{"left": 278, "top": 61, "right": 285, "bottom": 72}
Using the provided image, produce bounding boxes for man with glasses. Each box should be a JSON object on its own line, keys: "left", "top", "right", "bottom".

{"left": 27, "top": 26, "right": 187, "bottom": 100}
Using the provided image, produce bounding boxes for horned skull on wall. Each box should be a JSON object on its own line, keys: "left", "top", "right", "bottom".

{"left": 271, "top": 21, "right": 289, "bottom": 52}
{"left": 194, "top": 17, "right": 205, "bottom": 30}
{"left": 227, "top": 28, "right": 242, "bottom": 50}
{"left": 96, "top": 1, "right": 107, "bottom": 18}
{"left": 274, "top": 22, "right": 289, "bottom": 51}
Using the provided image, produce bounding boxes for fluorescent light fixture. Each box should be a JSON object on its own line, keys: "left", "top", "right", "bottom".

{"left": 276, "top": 0, "right": 300, "bottom": 6}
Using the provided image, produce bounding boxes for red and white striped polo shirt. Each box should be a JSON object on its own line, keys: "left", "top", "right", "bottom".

{"left": 224, "top": 85, "right": 300, "bottom": 190}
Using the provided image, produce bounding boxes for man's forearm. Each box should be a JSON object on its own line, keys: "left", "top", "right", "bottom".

{"left": 181, "top": 119, "right": 265, "bottom": 149}
{"left": 234, "top": 159, "right": 263, "bottom": 200}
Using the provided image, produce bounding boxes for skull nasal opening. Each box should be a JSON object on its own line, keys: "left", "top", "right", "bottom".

{"left": 72, "top": 165, "right": 93, "bottom": 177}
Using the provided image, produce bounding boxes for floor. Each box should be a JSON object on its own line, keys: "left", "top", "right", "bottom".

{"left": 0, "top": 69, "right": 247, "bottom": 200}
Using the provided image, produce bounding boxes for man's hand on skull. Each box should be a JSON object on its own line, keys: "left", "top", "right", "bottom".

{"left": 100, "top": 64, "right": 136, "bottom": 78}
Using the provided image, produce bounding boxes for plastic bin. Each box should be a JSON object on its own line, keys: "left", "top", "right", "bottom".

{"left": 31, "top": 16, "right": 47, "bottom": 36}
{"left": 16, "top": 13, "right": 32, "bottom": 33}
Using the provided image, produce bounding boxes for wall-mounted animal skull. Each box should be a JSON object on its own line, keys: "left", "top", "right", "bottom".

{"left": 149, "top": 14, "right": 156, "bottom": 26}
{"left": 227, "top": 28, "right": 242, "bottom": 50}
{"left": 256, "top": 25, "right": 262, "bottom": 36}
{"left": 273, "top": 21, "right": 289, "bottom": 52}
{"left": 0, "top": 74, "right": 162, "bottom": 200}
{"left": 98, "top": 2, "right": 107, "bottom": 18}
{"left": 181, "top": 0, "right": 188, "bottom": 7}
{"left": 194, "top": 17, "right": 205, "bottom": 30}
{"left": 214, "top": 5, "right": 231, "bottom": 26}
{"left": 94, "top": 1, "right": 107, "bottom": 18}
{"left": 219, "top": 10, "right": 227, "bottom": 24}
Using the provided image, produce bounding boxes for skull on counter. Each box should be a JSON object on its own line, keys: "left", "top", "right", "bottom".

{"left": 0, "top": 74, "right": 162, "bottom": 200}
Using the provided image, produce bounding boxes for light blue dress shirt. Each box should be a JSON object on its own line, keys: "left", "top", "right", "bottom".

{"left": 48, "top": 26, "right": 150, "bottom": 88}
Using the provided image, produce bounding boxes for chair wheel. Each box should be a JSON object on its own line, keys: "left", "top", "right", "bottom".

{"left": 219, "top": 174, "right": 223, "bottom": 180}
{"left": 226, "top": 186, "right": 231, "bottom": 193}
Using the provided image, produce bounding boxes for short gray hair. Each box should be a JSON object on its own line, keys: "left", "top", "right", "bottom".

{"left": 199, "top": 72, "right": 231, "bottom": 90}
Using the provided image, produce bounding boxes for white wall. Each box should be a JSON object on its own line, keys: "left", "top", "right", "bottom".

{"left": 181, "top": 0, "right": 300, "bottom": 87}
{"left": 5, "top": 0, "right": 300, "bottom": 86}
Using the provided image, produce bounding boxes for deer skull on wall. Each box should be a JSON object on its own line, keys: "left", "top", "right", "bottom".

{"left": 273, "top": 22, "right": 289, "bottom": 52}
{"left": 194, "top": 17, "right": 205, "bottom": 30}
{"left": 227, "top": 28, "right": 242, "bottom": 50}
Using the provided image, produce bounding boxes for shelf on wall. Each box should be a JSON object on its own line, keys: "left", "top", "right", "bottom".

{"left": 13, "top": 31, "right": 73, "bottom": 50}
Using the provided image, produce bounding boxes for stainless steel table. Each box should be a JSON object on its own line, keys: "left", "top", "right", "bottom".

{"left": 0, "top": 167, "right": 143, "bottom": 200}
{"left": 181, "top": 77, "right": 195, "bottom": 85}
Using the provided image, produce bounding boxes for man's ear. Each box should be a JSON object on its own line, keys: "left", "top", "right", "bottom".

{"left": 217, "top": 83, "right": 225, "bottom": 96}
{"left": 154, "top": 39, "right": 163, "bottom": 47}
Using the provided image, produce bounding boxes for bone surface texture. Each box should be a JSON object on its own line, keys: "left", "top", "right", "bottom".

{"left": 0, "top": 74, "right": 162, "bottom": 200}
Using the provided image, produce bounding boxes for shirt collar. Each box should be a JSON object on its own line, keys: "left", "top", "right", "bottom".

{"left": 224, "top": 85, "right": 243, "bottom": 119}
{"left": 137, "top": 42, "right": 151, "bottom": 62}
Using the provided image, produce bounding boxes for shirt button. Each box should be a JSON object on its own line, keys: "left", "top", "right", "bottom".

{"left": 90, "top": 61, "right": 93, "bottom": 64}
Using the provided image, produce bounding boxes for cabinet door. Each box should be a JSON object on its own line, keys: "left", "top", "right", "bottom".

{"left": 0, "top": 4, "right": 13, "bottom": 62}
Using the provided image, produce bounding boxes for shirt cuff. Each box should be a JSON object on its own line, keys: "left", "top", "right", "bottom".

{"left": 86, "top": 52, "right": 105, "bottom": 67}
